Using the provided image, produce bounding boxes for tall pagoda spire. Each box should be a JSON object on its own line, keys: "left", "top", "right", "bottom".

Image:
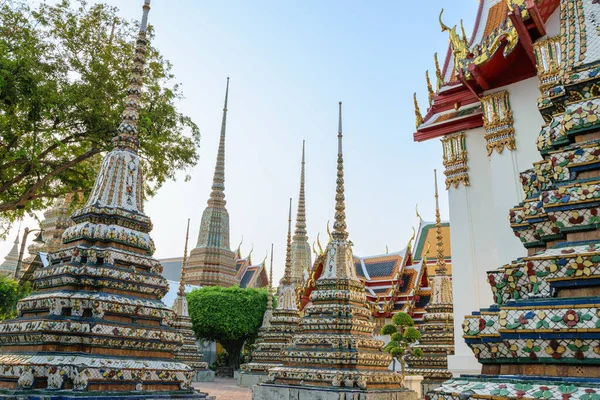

{"left": 294, "top": 141, "right": 307, "bottom": 238}
{"left": 333, "top": 102, "right": 348, "bottom": 240}
{"left": 267, "top": 243, "right": 274, "bottom": 310}
{"left": 281, "top": 198, "right": 293, "bottom": 285}
{"left": 178, "top": 218, "right": 190, "bottom": 297}
{"left": 187, "top": 78, "right": 237, "bottom": 287}
{"left": 258, "top": 102, "right": 403, "bottom": 393}
{"left": 0, "top": 1, "right": 203, "bottom": 394}
{"left": 208, "top": 77, "right": 229, "bottom": 208}
{"left": 290, "top": 141, "right": 311, "bottom": 284}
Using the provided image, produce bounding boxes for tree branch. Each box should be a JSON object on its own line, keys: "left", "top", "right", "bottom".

{"left": 0, "top": 146, "right": 100, "bottom": 212}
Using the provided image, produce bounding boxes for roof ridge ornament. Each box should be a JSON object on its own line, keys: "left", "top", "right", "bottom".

{"left": 439, "top": 9, "right": 469, "bottom": 68}
{"left": 434, "top": 52, "right": 443, "bottom": 91}
{"left": 414, "top": 93, "right": 423, "bottom": 129}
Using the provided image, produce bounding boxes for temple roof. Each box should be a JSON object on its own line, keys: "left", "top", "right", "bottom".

{"left": 354, "top": 249, "right": 407, "bottom": 281}
{"left": 414, "top": 0, "right": 560, "bottom": 141}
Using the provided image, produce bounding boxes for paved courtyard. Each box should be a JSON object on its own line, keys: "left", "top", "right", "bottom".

{"left": 193, "top": 378, "right": 251, "bottom": 400}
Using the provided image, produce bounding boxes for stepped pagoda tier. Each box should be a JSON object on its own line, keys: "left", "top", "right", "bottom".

{"left": 0, "top": 1, "right": 201, "bottom": 397}
{"left": 254, "top": 103, "right": 415, "bottom": 400}
{"left": 239, "top": 201, "right": 300, "bottom": 387}
{"left": 186, "top": 79, "right": 237, "bottom": 287}
{"left": 290, "top": 141, "right": 311, "bottom": 285}
{"left": 0, "top": 230, "right": 20, "bottom": 277}
{"left": 172, "top": 219, "right": 208, "bottom": 374}
{"left": 35, "top": 194, "right": 79, "bottom": 255}
{"left": 298, "top": 241, "right": 433, "bottom": 328}
{"left": 426, "top": 0, "right": 600, "bottom": 398}
{"left": 406, "top": 171, "right": 454, "bottom": 391}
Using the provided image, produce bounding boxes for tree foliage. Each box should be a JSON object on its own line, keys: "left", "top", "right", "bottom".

{"left": 0, "top": 0, "right": 200, "bottom": 236}
{"left": 381, "top": 312, "right": 423, "bottom": 381}
{"left": 0, "top": 276, "right": 31, "bottom": 320}
{"left": 187, "top": 286, "right": 268, "bottom": 370}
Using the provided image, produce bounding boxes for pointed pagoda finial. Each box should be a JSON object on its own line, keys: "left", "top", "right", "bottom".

{"left": 332, "top": 102, "right": 348, "bottom": 240}
{"left": 113, "top": 0, "right": 151, "bottom": 151}
{"left": 294, "top": 140, "right": 308, "bottom": 238}
{"left": 267, "top": 243, "right": 274, "bottom": 309}
{"left": 434, "top": 53, "right": 443, "bottom": 91}
{"left": 425, "top": 71, "right": 434, "bottom": 107}
{"left": 281, "top": 198, "right": 294, "bottom": 285}
{"left": 414, "top": 93, "right": 423, "bottom": 129}
{"left": 178, "top": 218, "right": 190, "bottom": 297}
{"left": 208, "top": 77, "right": 230, "bottom": 208}
{"left": 434, "top": 169, "right": 448, "bottom": 275}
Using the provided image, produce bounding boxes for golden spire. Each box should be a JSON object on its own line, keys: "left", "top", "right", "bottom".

{"left": 267, "top": 243, "right": 273, "bottom": 310}
{"left": 425, "top": 70, "right": 434, "bottom": 107}
{"left": 434, "top": 53, "right": 443, "bottom": 91}
{"left": 178, "top": 218, "right": 190, "bottom": 297}
{"left": 332, "top": 102, "right": 348, "bottom": 240}
{"left": 281, "top": 198, "right": 293, "bottom": 285}
{"left": 434, "top": 169, "right": 448, "bottom": 275}
{"left": 414, "top": 93, "right": 423, "bottom": 129}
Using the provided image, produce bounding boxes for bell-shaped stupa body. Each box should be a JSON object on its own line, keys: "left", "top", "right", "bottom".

{"left": 0, "top": 2, "right": 201, "bottom": 396}
{"left": 186, "top": 78, "right": 237, "bottom": 287}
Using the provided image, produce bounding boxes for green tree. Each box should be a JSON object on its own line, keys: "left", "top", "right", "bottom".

{"left": 0, "top": 0, "right": 200, "bottom": 236}
{"left": 380, "top": 312, "right": 423, "bottom": 382}
{"left": 188, "top": 286, "right": 268, "bottom": 370}
{"left": 0, "top": 276, "right": 31, "bottom": 320}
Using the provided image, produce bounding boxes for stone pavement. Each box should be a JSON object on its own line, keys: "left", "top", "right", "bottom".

{"left": 193, "top": 377, "right": 251, "bottom": 400}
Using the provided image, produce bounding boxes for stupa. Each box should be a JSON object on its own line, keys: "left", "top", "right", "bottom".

{"left": 172, "top": 219, "right": 209, "bottom": 378}
{"left": 0, "top": 1, "right": 202, "bottom": 397}
{"left": 429, "top": 0, "right": 600, "bottom": 398}
{"left": 186, "top": 78, "right": 237, "bottom": 287}
{"left": 405, "top": 170, "right": 454, "bottom": 393}
{"left": 239, "top": 200, "right": 300, "bottom": 387}
{"left": 0, "top": 229, "right": 19, "bottom": 277}
{"left": 290, "top": 141, "right": 311, "bottom": 285}
{"left": 253, "top": 103, "right": 416, "bottom": 400}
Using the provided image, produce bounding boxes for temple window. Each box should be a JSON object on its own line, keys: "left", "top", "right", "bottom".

{"left": 441, "top": 132, "right": 470, "bottom": 189}
{"left": 480, "top": 90, "right": 516, "bottom": 156}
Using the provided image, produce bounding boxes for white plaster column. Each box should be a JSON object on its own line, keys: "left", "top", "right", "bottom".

{"left": 446, "top": 127, "right": 496, "bottom": 376}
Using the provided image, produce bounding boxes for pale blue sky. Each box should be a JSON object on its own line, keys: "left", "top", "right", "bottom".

{"left": 1, "top": 1, "right": 478, "bottom": 284}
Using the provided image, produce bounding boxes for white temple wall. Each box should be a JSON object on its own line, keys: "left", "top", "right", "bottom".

{"left": 446, "top": 126, "right": 496, "bottom": 376}
{"left": 484, "top": 77, "right": 545, "bottom": 267}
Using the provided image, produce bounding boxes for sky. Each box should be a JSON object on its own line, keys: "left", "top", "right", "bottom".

{"left": 0, "top": 1, "right": 479, "bottom": 284}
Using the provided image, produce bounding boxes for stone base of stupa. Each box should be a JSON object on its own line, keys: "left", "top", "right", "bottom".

{"left": 194, "top": 369, "right": 216, "bottom": 382}
{"left": 253, "top": 383, "right": 418, "bottom": 400}
{"left": 0, "top": 389, "right": 207, "bottom": 400}
{"left": 237, "top": 371, "right": 269, "bottom": 387}
{"left": 426, "top": 375, "right": 600, "bottom": 400}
